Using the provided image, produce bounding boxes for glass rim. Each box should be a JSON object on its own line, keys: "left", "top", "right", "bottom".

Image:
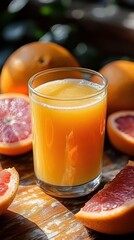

{"left": 28, "top": 67, "right": 108, "bottom": 101}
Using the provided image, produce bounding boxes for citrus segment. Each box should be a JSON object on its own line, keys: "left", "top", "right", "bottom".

{"left": 75, "top": 161, "right": 134, "bottom": 234}
{"left": 0, "top": 93, "right": 32, "bottom": 156}
{"left": 0, "top": 170, "right": 11, "bottom": 196}
{"left": 99, "top": 60, "right": 134, "bottom": 114}
{"left": 0, "top": 167, "right": 19, "bottom": 215}
{"left": 107, "top": 111, "right": 134, "bottom": 156}
{"left": 114, "top": 115, "right": 134, "bottom": 138}
{"left": 0, "top": 42, "right": 80, "bottom": 95}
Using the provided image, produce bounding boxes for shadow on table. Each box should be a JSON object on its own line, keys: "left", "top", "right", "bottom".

{"left": 0, "top": 210, "right": 48, "bottom": 240}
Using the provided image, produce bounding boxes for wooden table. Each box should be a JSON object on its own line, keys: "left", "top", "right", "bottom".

{"left": 0, "top": 142, "right": 134, "bottom": 240}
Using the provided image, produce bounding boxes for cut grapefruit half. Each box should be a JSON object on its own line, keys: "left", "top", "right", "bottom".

{"left": 0, "top": 93, "right": 32, "bottom": 156}
{"left": 107, "top": 110, "right": 134, "bottom": 156}
{"left": 75, "top": 160, "right": 134, "bottom": 235}
{"left": 0, "top": 167, "right": 19, "bottom": 215}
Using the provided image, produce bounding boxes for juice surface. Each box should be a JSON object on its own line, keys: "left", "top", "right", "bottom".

{"left": 31, "top": 79, "right": 107, "bottom": 186}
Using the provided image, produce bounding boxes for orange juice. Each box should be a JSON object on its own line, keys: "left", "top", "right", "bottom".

{"left": 30, "top": 79, "right": 107, "bottom": 187}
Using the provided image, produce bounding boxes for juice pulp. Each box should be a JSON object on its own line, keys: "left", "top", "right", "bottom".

{"left": 31, "top": 79, "right": 107, "bottom": 186}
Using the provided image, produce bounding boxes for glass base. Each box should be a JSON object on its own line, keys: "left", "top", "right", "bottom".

{"left": 36, "top": 174, "right": 102, "bottom": 198}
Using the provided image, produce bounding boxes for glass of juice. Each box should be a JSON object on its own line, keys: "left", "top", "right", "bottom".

{"left": 28, "top": 67, "right": 107, "bottom": 198}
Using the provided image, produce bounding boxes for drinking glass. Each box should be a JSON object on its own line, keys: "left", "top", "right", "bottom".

{"left": 28, "top": 67, "right": 107, "bottom": 198}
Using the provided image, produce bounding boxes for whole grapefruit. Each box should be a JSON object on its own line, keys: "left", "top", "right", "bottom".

{"left": 99, "top": 60, "right": 134, "bottom": 115}
{"left": 0, "top": 42, "right": 80, "bottom": 95}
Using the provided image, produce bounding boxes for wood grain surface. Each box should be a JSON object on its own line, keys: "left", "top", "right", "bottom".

{"left": 0, "top": 142, "right": 134, "bottom": 240}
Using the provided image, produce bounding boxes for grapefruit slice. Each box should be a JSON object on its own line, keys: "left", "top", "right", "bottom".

{"left": 0, "top": 167, "right": 19, "bottom": 215}
{"left": 107, "top": 111, "right": 134, "bottom": 156}
{"left": 0, "top": 93, "right": 32, "bottom": 156}
{"left": 75, "top": 161, "right": 134, "bottom": 235}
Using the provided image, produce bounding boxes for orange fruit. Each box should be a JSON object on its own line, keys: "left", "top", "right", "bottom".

{"left": 0, "top": 93, "right": 32, "bottom": 156}
{"left": 107, "top": 110, "right": 134, "bottom": 156}
{"left": 0, "top": 167, "right": 19, "bottom": 215}
{"left": 99, "top": 60, "right": 134, "bottom": 114}
{"left": 0, "top": 42, "right": 80, "bottom": 95}
{"left": 75, "top": 160, "right": 134, "bottom": 235}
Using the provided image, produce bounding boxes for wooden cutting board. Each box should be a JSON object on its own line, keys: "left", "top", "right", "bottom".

{"left": 0, "top": 144, "right": 133, "bottom": 240}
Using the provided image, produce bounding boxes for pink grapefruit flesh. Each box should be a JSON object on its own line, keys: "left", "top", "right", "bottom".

{"left": 0, "top": 94, "right": 32, "bottom": 155}
{"left": 0, "top": 95, "right": 31, "bottom": 143}
{"left": 115, "top": 115, "right": 134, "bottom": 138}
{"left": 0, "top": 170, "right": 11, "bottom": 196}
{"left": 82, "top": 163, "right": 134, "bottom": 213}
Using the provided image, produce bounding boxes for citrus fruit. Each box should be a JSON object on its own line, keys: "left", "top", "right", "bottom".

{"left": 0, "top": 41, "right": 80, "bottom": 95}
{"left": 99, "top": 60, "right": 134, "bottom": 114}
{"left": 0, "top": 167, "right": 19, "bottom": 215}
{"left": 75, "top": 160, "right": 134, "bottom": 235}
{"left": 0, "top": 93, "right": 32, "bottom": 156}
{"left": 107, "top": 110, "right": 134, "bottom": 156}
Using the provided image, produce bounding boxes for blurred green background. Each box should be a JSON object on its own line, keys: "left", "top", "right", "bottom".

{"left": 0, "top": 0, "right": 134, "bottom": 71}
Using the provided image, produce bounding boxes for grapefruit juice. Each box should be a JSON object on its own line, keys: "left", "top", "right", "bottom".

{"left": 30, "top": 79, "right": 107, "bottom": 188}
